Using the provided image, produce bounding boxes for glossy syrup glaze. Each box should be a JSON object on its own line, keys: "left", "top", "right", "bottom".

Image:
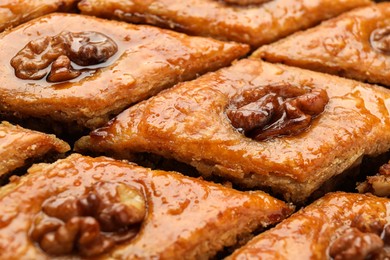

{"left": 228, "top": 192, "right": 390, "bottom": 260}
{"left": 0, "top": 0, "right": 76, "bottom": 32}
{"left": 76, "top": 59, "right": 390, "bottom": 203}
{"left": 0, "top": 121, "right": 69, "bottom": 177}
{"left": 257, "top": 3, "right": 390, "bottom": 87}
{"left": 78, "top": 0, "right": 371, "bottom": 48}
{"left": 0, "top": 13, "right": 248, "bottom": 128}
{"left": 0, "top": 154, "right": 292, "bottom": 259}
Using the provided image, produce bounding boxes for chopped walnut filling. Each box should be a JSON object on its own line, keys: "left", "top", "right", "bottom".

{"left": 226, "top": 85, "right": 329, "bottom": 141}
{"left": 31, "top": 182, "right": 145, "bottom": 257}
{"left": 371, "top": 26, "right": 390, "bottom": 55}
{"left": 221, "top": 0, "right": 271, "bottom": 6}
{"left": 329, "top": 216, "right": 390, "bottom": 260}
{"left": 357, "top": 162, "right": 390, "bottom": 196}
{"left": 11, "top": 31, "right": 118, "bottom": 82}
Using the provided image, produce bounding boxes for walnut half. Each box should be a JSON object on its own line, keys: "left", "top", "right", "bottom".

{"left": 31, "top": 181, "right": 146, "bottom": 257}
{"left": 10, "top": 31, "right": 118, "bottom": 82}
{"left": 329, "top": 215, "right": 390, "bottom": 260}
{"left": 226, "top": 84, "right": 329, "bottom": 141}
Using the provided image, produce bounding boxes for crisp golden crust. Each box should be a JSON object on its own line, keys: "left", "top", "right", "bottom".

{"left": 0, "top": 154, "right": 292, "bottom": 259}
{"left": 228, "top": 192, "right": 390, "bottom": 259}
{"left": 75, "top": 59, "right": 390, "bottom": 203}
{"left": 0, "top": 13, "right": 248, "bottom": 129}
{"left": 0, "top": 121, "right": 69, "bottom": 177}
{"left": 78, "top": 0, "right": 372, "bottom": 48}
{"left": 256, "top": 3, "right": 390, "bottom": 87}
{"left": 0, "top": 0, "right": 76, "bottom": 32}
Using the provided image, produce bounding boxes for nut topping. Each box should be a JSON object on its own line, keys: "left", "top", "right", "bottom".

{"left": 329, "top": 215, "right": 390, "bottom": 260}
{"left": 227, "top": 85, "right": 329, "bottom": 141}
{"left": 329, "top": 228, "right": 383, "bottom": 260}
{"left": 31, "top": 182, "right": 145, "bottom": 257}
{"left": 11, "top": 31, "right": 118, "bottom": 82}
{"left": 370, "top": 26, "right": 390, "bottom": 55}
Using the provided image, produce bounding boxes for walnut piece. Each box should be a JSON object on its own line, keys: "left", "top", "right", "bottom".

{"left": 329, "top": 228, "right": 384, "bottom": 260}
{"left": 371, "top": 26, "right": 390, "bottom": 55}
{"left": 10, "top": 31, "right": 118, "bottom": 82}
{"left": 226, "top": 85, "right": 329, "bottom": 141}
{"left": 221, "top": 0, "right": 271, "bottom": 5}
{"left": 31, "top": 182, "right": 145, "bottom": 257}
{"left": 351, "top": 215, "right": 386, "bottom": 235}
{"left": 357, "top": 162, "right": 390, "bottom": 196}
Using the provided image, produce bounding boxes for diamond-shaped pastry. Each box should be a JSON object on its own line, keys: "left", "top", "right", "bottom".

{"left": 228, "top": 192, "right": 390, "bottom": 259}
{"left": 0, "top": 154, "right": 293, "bottom": 259}
{"left": 78, "top": 0, "right": 371, "bottom": 48}
{"left": 76, "top": 59, "right": 390, "bottom": 203}
{"left": 0, "top": 121, "right": 69, "bottom": 178}
{"left": 256, "top": 3, "right": 390, "bottom": 86}
{"left": 0, "top": 13, "right": 248, "bottom": 129}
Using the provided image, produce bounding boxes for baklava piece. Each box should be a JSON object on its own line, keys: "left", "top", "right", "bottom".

{"left": 0, "top": 154, "right": 293, "bottom": 259}
{"left": 357, "top": 161, "right": 390, "bottom": 197}
{"left": 76, "top": 59, "right": 390, "bottom": 203}
{"left": 228, "top": 192, "right": 390, "bottom": 259}
{"left": 0, "top": 0, "right": 77, "bottom": 32}
{"left": 78, "top": 0, "right": 371, "bottom": 48}
{"left": 0, "top": 121, "right": 69, "bottom": 179}
{"left": 256, "top": 3, "right": 390, "bottom": 87}
{"left": 0, "top": 13, "right": 248, "bottom": 130}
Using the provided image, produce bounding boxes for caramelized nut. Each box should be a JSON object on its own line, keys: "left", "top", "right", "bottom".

{"left": 227, "top": 85, "right": 329, "bottom": 141}
{"left": 47, "top": 55, "right": 81, "bottom": 82}
{"left": 11, "top": 31, "right": 118, "bottom": 82}
{"left": 357, "top": 162, "right": 390, "bottom": 196}
{"left": 31, "top": 182, "right": 145, "bottom": 257}
{"left": 351, "top": 215, "right": 386, "bottom": 235}
{"left": 383, "top": 225, "right": 390, "bottom": 245}
{"left": 379, "top": 163, "right": 390, "bottom": 176}
{"left": 329, "top": 228, "right": 384, "bottom": 260}
{"left": 371, "top": 26, "right": 390, "bottom": 55}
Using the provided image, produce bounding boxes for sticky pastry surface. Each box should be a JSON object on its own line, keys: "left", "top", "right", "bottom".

{"left": 256, "top": 3, "right": 390, "bottom": 87}
{"left": 78, "top": 0, "right": 371, "bottom": 48}
{"left": 0, "top": 0, "right": 76, "bottom": 32}
{"left": 76, "top": 59, "right": 390, "bottom": 203}
{"left": 0, "top": 154, "right": 292, "bottom": 259}
{"left": 0, "top": 121, "right": 69, "bottom": 178}
{"left": 228, "top": 192, "right": 390, "bottom": 260}
{"left": 0, "top": 13, "right": 248, "bottom": 129}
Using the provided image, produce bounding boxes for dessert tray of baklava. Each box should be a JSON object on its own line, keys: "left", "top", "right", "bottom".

{"left": 1, "top": 0, "right": 390, "bottom": 259}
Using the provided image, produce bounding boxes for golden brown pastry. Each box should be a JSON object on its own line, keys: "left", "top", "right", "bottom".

{"left": 357, "top": 161, "right": 390, "bottom": 196}
{"left": 227, "top": 192, "right": 390, "bottom": 260}
{"left": 78, "top": 0, "right": 371, "bottom": 48}
{"left": 76, "top": 59, "right": 390, "bottom": 203}
{"left": 256, "top": 3, "right": 390, "bottom": 87}
{"left": 0, "top": 154, "right": 293, "bottom": 259}
{"left": 0, "top": 13, "right": 248, "bottom": 130}
{"left": 0, "top": 121, "right": 69, "bottom": 178}
{"left": 0, "top": 0, "right": 77, "bottom": 32}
